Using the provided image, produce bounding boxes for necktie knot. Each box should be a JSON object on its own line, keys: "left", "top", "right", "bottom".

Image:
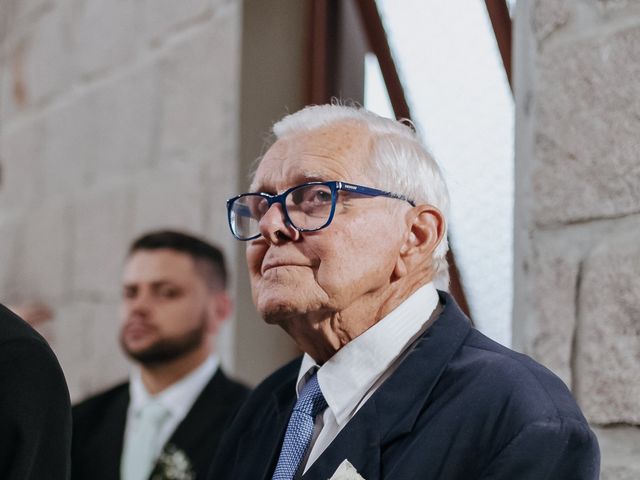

{"left": 294, "top": 373, "right": 327, "bottom": 418}
{"left": 137, "top": 400, "right": 170, "bottom": 424}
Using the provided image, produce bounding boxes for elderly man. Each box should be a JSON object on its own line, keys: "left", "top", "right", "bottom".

{"left": 72, "top": 230, "right": 249, "bottom": 480}
{"left": 209, "top": 105, "right": 599, "bottom": 479}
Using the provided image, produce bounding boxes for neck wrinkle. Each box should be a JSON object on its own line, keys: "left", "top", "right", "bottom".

{"left": 286, "top": 274, "right": 430, "bottom": 364}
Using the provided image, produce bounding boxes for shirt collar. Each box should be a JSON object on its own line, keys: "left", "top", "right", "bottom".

{"left": 129, "top": 354, "right": 220, "bottom": 419}
{"left": 296, "top": 283, "right": 439, "bottom": 426}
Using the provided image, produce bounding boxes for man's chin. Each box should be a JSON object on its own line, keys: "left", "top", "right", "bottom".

{"left": 120, "top": 338, "right": 201, "bottom": 366}
{"left": 258, "top": 298, "right": 327, "bottom": 326}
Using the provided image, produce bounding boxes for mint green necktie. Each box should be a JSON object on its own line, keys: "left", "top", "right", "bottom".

{"left": 121, "top": 400, "right": 170, "bottom": 480}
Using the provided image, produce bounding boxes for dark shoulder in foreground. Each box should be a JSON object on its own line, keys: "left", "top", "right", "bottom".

{"left": 0, "top": 304, "right": 72, "bottom": 480}
{"left": 0, "top": 304, "right": 51, "bottom": 347}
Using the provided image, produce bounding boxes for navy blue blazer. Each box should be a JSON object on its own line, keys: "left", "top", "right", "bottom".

{"left": 207, "top": 292, "right": 599, "bottom": 479}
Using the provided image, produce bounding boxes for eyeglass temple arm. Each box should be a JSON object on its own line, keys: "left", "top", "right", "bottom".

{"left": 337, "top": 182, "right": 415, "bottom": 206}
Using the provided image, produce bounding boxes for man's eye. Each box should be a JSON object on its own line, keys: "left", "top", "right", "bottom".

{"left": 312, "top": 190, "right": 332, "bottom": 203}
{"left": 158, "top": 288, "right": 180, "bottom": 299}
{"left": 123, "top": 288, "right": 136, "bottom": 299}
{"left": 299, "top": 187, "right": 331, "bottom": 204}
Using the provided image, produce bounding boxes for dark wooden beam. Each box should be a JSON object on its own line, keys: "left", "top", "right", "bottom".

{"left": 484, "top": 0, "right": 512, "bottom": 90}
{"left": 353, "top": 0, "right": 410, "bottom": 120}
{"left": 307, "top": 0, "right": 337, "bottom": 104}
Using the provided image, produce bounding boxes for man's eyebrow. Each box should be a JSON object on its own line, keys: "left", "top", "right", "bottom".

{"left": 122, "top": 279, "right": 178, "bottom": 289}
{"left": 250, "top": 173, "right": 334, "bottom": 193}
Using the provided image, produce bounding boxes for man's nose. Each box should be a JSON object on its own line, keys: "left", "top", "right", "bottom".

{"left": 258, "top": 203, "right": 300, "bottom": 243}
{"left": 126, "top": 291, "right": 152, "bottom": 316}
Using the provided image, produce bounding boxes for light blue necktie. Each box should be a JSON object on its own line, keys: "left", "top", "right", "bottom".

{"left": 272, "top": 373, "right": 327, "bottom": 480}
{"left": 121, "top": 400, "right": 170, "bottom": 480}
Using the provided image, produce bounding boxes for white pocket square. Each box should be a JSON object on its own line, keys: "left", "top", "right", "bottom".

{"left": 327, "top": 459, "right": 364, "bottom": 480}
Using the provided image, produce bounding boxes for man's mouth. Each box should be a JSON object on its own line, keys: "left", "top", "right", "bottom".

{"left": 261, "top": 263, "right": 310, "bottom": 275}
{"left": 123, "top": 321, "right": 156, "bottom": 340}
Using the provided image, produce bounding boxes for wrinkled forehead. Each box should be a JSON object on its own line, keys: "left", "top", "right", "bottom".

{"left": 251, "top": 122, "right": 375, "bottom": 193}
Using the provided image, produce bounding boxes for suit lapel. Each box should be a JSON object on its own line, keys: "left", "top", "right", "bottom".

{"left": 94, "top": 387, "right": 129, "bottom": 480}
{"left": 235, "top": 373, "right": 297, "bottom": 480}
{"left": 149, "top": 370, "right": 241, "bottom": 478}
{"left": 301, "top": 402, "right": 381, "bottom": 480}
{"left": 303, "top": 292, "right": 471, "bottom": 479}
{"left": 164, "top": 370, "right": 226, "bottom": 453}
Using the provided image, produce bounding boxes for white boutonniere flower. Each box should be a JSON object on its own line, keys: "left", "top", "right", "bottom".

{"left": 150, "top": 444, "right": 195, "bottom": 480}
{"left": 328, "top": 459, "right": 365, "bottom": 480}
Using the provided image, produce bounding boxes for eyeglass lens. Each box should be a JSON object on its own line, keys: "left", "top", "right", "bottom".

{"left": 230, "top": 183, "right": 335, "bottom": 239}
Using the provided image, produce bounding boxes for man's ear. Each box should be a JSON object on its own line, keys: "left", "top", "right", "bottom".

{"left": 401, "top": 205, "right": 445, "bottom": 257}
{"left": 206, "top": 291, "right": 233, "bottom": 336}
{"left": 393, "top": 205, "right": 445, "bottom": 280}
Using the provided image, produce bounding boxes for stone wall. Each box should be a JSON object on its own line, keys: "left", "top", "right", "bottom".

{"left": 0, "top": 0, "right": 243, "bottom": 401}
{"left": 514, "top": 1, "right": 640, "bottom": 478}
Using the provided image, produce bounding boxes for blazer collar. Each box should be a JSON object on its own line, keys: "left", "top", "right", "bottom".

{"left": 235, "top": 360, "right": 301, "bottom": 480}
{"left": 167, "top": 369, "right": 228, "bottom": 449}
{"left": 301, "top": 291, "right": 471, "bottom": 480}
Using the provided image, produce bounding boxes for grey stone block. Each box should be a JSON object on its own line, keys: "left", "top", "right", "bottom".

{"left": 594, "top": 0, "right": 640, "bottom": 13}
{"left": 83, "top": 301, "right": 129, "bottom": 397}
{"left": 143, "top": 0, "right": 213, "bottom": 43}
{"left": 51, "top": 302, "right": 95, "bottom": 399}
{"left": 2, "top": 6, "right": 70, "bottom": 117}
{"left": 0, "top": 214, "right": 25, "bottom": 298}
{"left": 85, "top": 65, "right": 159, "bottom": 181}
{"left": 519, "top": 242, "right": 580, "bottom": 387}
{"left": 575, "top": 228, "right": 640, "bottom": 424}
{"left": 71, "top": 184, "right": 132, "bottom": 300}
{"left": 531, "top": 0, "right": 571, "bottom": 42}
{"left": 53, "top": 300, "right": 128, "bottom": 401}
{"left": 0, "top": 118, "right": 46, "bottom": 209}
{"left": 533, "top": 25, "right": 640, "bottom": 225}
{"left": 41, "top": 97, "right": 93, "bottom": 197}
{"left": 155, "top": 8, "right": 240, "bottom": 170}
{"left": 15, "top": 200, "right": 73, "bottom": 303}
{"left": 70, "top": 0, "right": 139, "bottom": 79}
{"left": 594, "top": 426, "right": 640, "bottom": 480}
{"left": 130, "top": 165, "right": 205, "bottom": 236}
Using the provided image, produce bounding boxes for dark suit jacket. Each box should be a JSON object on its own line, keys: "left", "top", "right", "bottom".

{"left": 208, "top": 292, "right": 600, "bottom": 479}
{"left": 0, "top": 304, "right": 72, "bottom": 480}
{"left": 72, "top": 368, "right": 249, "bottom": 480}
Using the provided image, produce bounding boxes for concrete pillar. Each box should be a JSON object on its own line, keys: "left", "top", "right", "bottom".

{"left": 514, "top": 1, "right": 640, "bottom": 477}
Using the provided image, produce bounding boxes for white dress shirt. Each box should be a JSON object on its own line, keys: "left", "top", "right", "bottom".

{"left": 122, "top": 355, "right": 220, "bottom": 467}
{"left": 296, "top": 283, "right": 440, "bottom": 473}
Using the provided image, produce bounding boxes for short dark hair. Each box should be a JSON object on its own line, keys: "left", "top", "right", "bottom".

{"left": 128, "top": 230, "right": 227, "bottom": 290}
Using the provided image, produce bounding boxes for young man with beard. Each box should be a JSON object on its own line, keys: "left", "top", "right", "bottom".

{"left": 72, "top": 230, "right": 249, "bottom": 480}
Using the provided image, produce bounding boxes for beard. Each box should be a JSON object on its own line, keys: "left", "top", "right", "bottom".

{"left": 120, "top": 311, "right": 208, "bottom": 367}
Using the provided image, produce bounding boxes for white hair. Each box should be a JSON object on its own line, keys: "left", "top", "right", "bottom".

{"left": 271, "top": 104, "right": 450, "bottom": 287}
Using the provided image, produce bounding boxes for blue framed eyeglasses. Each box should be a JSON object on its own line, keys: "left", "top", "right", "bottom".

{"left": 227, "top": 180, "right": 415, "bottom": 241}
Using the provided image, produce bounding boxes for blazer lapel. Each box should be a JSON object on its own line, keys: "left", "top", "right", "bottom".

{"left": 301, "top": 403, "right": 381, "bottom": 480}
{"left": 92, "top": 387, "right": 129, "bottom": 480}
{"left": 164, "top": 370, "right": 227, "bottom": 452}
{"left": 235, "top": 374, "right": 297, "bottom": 480}
{"left": 303, "top": 292, "right": 471, "bottom": 480}
{"left": 150, "top": 370, "right": 245, "bottom": 479}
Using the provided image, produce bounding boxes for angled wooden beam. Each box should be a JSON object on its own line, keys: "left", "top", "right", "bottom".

{"left": 352, "top": 0, "right": 410, "bottom": 120}
{"left": 484, "top": 0, "right": 513, "bottom": 90}
{"left": 307, "top": 0, "right": 337, "bottom": 104}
